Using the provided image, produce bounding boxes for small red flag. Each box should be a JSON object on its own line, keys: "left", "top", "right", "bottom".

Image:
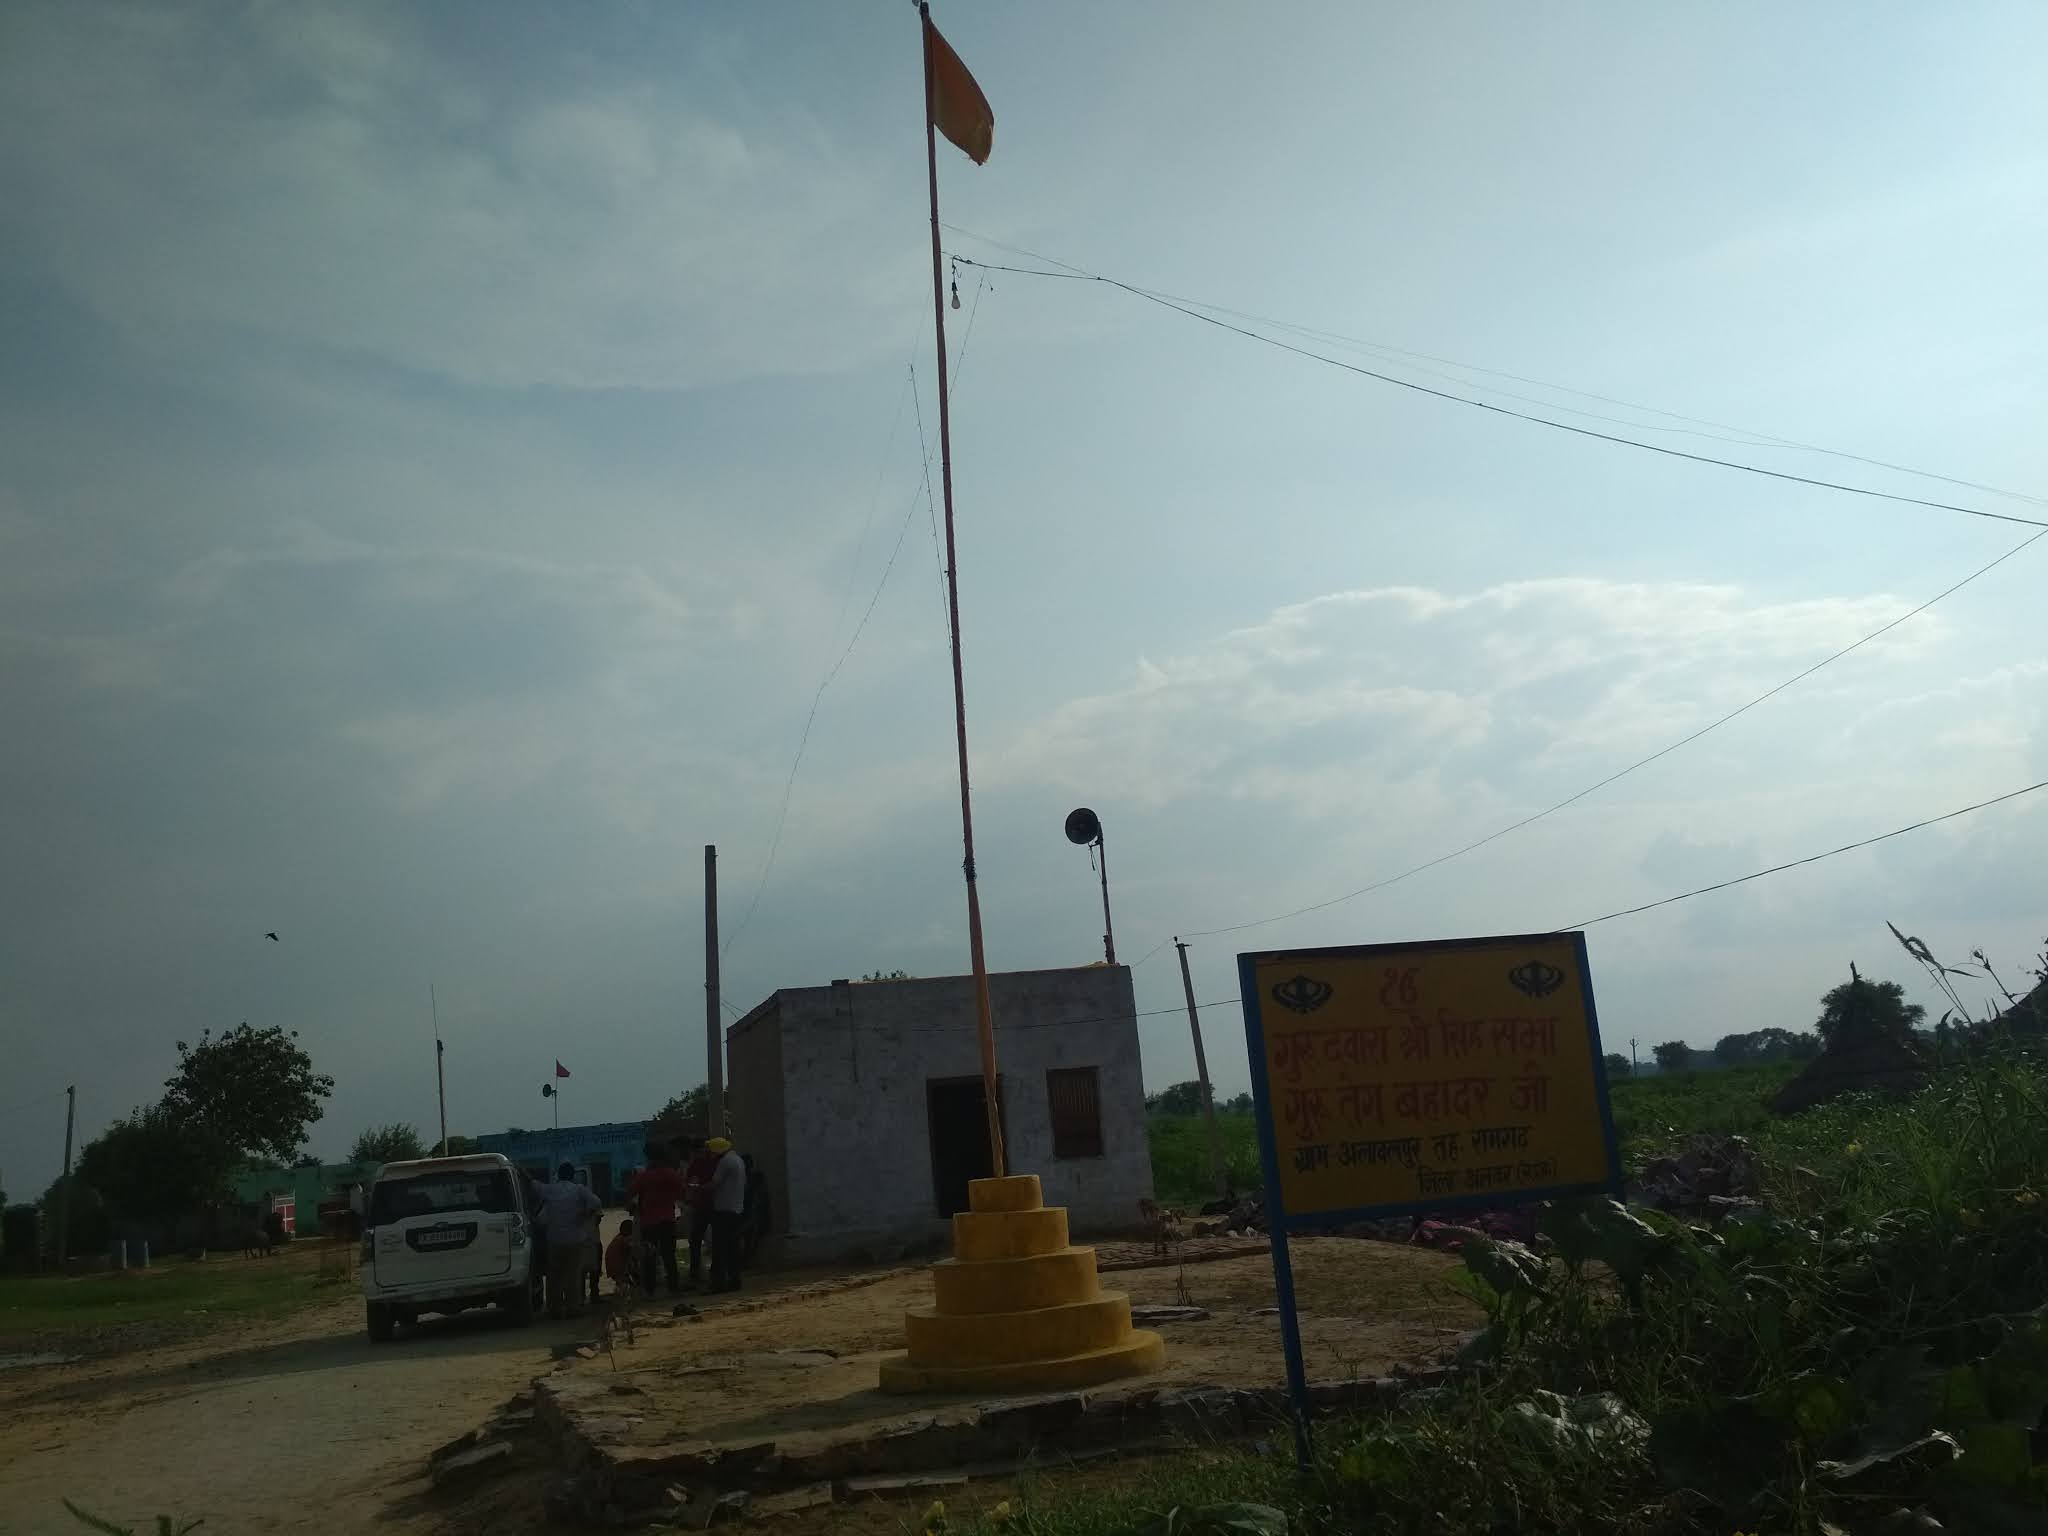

{"left": 925, "top": 13, "right": 993, "bottom": 166}
{"left": 554, "top": 1061, "right": 571, "bottom": 1079}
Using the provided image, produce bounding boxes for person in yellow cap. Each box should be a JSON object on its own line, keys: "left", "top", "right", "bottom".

{"left": 705, "top": 1135, "right": 746, "bottom": 1292}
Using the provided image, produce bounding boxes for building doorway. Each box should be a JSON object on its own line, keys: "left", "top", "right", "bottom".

{"left": 927, "top": 1075, "right": 1004, "bottom": 1218}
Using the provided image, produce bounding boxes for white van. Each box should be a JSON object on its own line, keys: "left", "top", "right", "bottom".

{"left": 361, "top": 1153, "right": 538, "bottom": 1341}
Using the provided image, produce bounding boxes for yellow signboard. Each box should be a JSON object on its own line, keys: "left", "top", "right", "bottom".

{"left": 1240, "top": 932, "right": 1617, "bottom": 1221}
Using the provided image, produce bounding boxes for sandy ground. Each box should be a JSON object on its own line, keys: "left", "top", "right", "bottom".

{"left": 0, "top": 1270, "right": 565, "bottom": 1534}
{"left": 563, "top": 1237, "right": 1477, "bottom": 1461}
{"left": 0, "top": 1222, "right": 914, "bottom": 1536}
{"left": 0, "top": 1226, "right": 1476, "bottom": 1536}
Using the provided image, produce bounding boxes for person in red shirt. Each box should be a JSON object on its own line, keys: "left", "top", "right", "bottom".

{"left": 624, "top": 1143, "right": 687, "bottom": 1295}
{"left": 682, "top": 1138, "right": 720, "bottom": 1288}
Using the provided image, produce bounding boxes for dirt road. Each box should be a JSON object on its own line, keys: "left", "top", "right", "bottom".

{"left": 3, "top": 1231, "right": 1477, "bottom": 1536}
{"left": 0, "top": 1278, "right": 574, "bottom": 1535}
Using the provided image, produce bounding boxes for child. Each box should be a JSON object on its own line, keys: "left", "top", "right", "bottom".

{"left": 604, "top": 1218, "right": 637, "bottom": 1296}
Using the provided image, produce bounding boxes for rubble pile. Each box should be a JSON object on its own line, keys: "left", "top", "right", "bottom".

{"left": 1626, "top": 1133, "right": 1761, "bottom": 1212}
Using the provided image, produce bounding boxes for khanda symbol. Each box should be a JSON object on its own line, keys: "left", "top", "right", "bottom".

{"left": 1506, "top": 959, "right": 1565, "bottom": 999}
{"left": 1271, "top": 974, "right": 1334, "bottom": 1015}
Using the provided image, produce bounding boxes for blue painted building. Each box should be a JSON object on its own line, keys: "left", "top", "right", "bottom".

{"left": 476, "top": 1121, "right": 653, "bottom": 1204}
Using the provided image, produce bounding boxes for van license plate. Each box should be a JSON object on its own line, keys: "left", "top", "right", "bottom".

{"left": 406, "top": 1222, "right": 477, "bottom": 1252}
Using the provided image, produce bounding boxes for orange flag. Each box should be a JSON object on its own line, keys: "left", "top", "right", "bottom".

{"left": 925, "top": 13, "right": 993, "bottom": 165}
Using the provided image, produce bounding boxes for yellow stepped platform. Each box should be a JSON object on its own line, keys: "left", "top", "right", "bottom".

{"left": 878, "top": 1174, "right": 1166, "bottom": 1394}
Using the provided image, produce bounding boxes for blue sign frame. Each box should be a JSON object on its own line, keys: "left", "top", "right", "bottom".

{"left": 1239, "top": 929, "right": 1621, "bottom": 1466}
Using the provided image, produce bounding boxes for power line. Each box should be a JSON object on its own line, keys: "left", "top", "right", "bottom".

{"left": 1171, "top": 525, "right": 2047, "bottom": 947}
{"left": 940, "top": 224, "right": 2048, "bottom": 512}
{"left": 1172, "top": 779, "right": 2047, "bottom": 984}
{"left": 824, "top": 366, "right": 913, "bottom": 654}
{"left": 739, "top": 784, "right": 2044, "bottom": 1042}
{"left": 946, "top": 254, "right": 2048, "bottom": 532}
{"left": 722, "top": 368, "right": 936, "bottom": 960}
{"left": 921, "top": 269, "right": 987, "bottom": 635}
{"left": 1565, "top": 779, "right": 2048, "bottom": 929}
{"left": 912, "top": 359, "right": 948, "bottom": 634}
{"left": 724, "top": 278, "right": 995, "bottom": 967}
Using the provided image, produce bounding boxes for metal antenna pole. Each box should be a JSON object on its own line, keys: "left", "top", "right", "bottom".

{"left": 1096, "top": 832, "right": 1116, "bottom": 966}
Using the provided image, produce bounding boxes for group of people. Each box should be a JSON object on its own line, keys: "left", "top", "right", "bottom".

{"left": 523, "top": 1136, "right": 769, "bottom": 1320}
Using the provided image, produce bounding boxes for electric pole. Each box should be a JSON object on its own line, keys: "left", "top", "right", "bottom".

{"left": 705, "top": 844, "right": 723, "bottom": 1135}
{"left": 1174, "top": 940, "right": 1231, "bottom": 1201}
{"left": 432, "top": 985, "right": 448, "bottom": 1156}
{"left": 54, "top": 1085, "right": 75, "bottom": 1270}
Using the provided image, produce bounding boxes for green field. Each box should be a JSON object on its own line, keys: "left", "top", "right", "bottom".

{"left": 0, "top": 1253, "right": 331, "bottom": 1344}
{"left": 1092, "top": 1049, "right": 2048, "bottom": 1535}
{"left": 1146, "top": 1109, "right": 1261, "bottom": 1207}
{"left": 1604, "top": 1059, "right": 1799, "bottom": 1167}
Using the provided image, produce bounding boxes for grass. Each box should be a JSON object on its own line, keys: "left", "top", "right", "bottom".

{"left": 1606, "top": 1060, "right": 1800, "bottom": 1169}
{"left": 0, "top": 1250, "right": 329, "bottom": 1342}
{"left": 1147, "top": 1110, "right": 1262, "bottom": 1208}
{"left": 1032, "top": 1046, "right": 2048, "bottom": 1535}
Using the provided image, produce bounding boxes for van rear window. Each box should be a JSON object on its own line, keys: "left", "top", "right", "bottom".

{"left": 370, "top": 1169, "right": 515, "bottom": 1225}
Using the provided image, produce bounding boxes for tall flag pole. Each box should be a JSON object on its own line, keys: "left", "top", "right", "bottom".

{"left": 919, "top": 3, "right": 1003, "bottom": 1176}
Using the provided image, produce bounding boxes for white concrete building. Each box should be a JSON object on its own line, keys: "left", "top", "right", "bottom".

{"left": 727, "top": 965, "right": 1155, "bottom": 1264}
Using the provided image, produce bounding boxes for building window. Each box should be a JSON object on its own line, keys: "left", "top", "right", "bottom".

{"left": 1046, "top": 1067, "right": 1104, "bottom": 1159}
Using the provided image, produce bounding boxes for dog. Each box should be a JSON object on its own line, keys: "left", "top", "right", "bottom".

{"left": 1137, "top": 1198, "right": 1186, "bottom": 1257}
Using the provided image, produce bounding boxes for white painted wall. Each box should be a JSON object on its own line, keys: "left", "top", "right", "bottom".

{"left": 764, "top": 966, "right": 1154, "bottom": 1262}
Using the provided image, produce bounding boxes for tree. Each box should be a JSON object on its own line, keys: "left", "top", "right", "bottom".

{"left": 1714, "top": 1027, "right": 1819, "bottom": 1065}
{"left": 75, "top": 1104, "right": 238, "bottom": 1223}
{"left": 1816, "top": 970, "right": 1924, "bottom": 1052}
{"left": 1146, "top": 1080, "right": 1209, "bottom": 1116}
{"left": 163, "top": 1023, "right": 333, "bottom": 1164}
{"left": 349, "top": 1123, "right": 425, "bottom": 1163}
{"left": 443, "top": 1134, "right": 480, "bottom": 1156}
{"left": 1604, "top": 1053, "right": 1633, "bottom": 1079}
{"left": 1653, "top": 1041, "right": 1692, "bottom": 1073}
{"left": 859, "top": 970, "right": 913, "bottom": 982}
{"left": 39, "top": 1171, "right": 109, "bottom": 1255}
{"left": 653, "top": 1084, "right": 708, "bottom": 1124}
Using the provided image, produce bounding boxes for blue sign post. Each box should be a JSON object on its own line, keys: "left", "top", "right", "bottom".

{"left": 1240, "top": 930, "right": 1621, "bottom": 1467}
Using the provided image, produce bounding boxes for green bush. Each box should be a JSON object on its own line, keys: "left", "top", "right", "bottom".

{"left": 982, "top": 1047, "right": 2048, "bottom": 1535}
{"left": 1146, "top": 1111, "right": 1262, "bottom": 1208}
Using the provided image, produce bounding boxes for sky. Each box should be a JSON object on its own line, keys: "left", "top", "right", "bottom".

{"left": 3, "top": 1, "right": 2045, "bottom": 1195}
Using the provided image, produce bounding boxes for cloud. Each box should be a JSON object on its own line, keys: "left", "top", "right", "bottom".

{"left": 992, "top": 575, "right": 1937, "bottom": 817}
{"left": 0, "top": 2, "right": 921, "bottom": 390}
